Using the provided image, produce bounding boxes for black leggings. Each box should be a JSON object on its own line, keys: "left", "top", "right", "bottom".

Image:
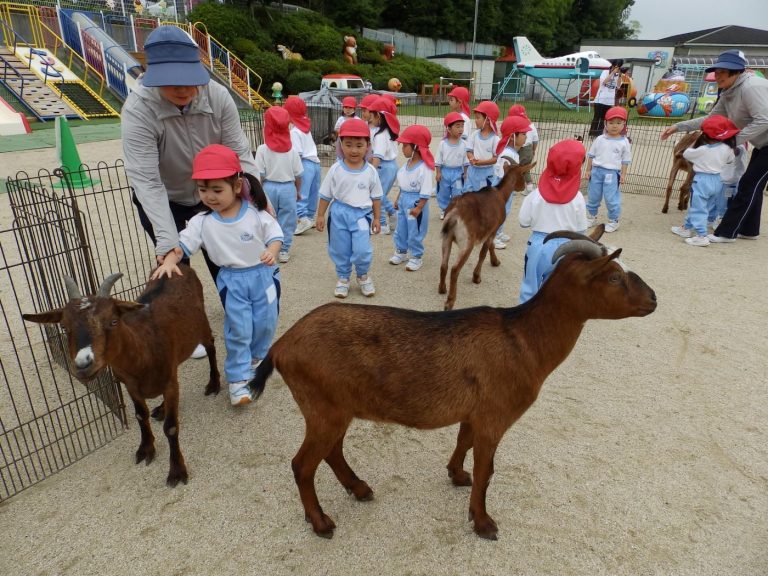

{"left": 714, "top": 146, "right": 767, "bottom": 238}
{"left": 132, "top": 191, "right": 220, "bottom": 282}
{"left": 589, "top": 103, "right": 612, "bottom": 137}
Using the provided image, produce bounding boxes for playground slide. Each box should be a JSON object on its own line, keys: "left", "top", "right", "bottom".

{"left": 0, "top": 96, "right": 31, "bottom": 136}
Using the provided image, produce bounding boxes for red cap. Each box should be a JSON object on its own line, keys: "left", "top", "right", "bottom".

{"left": 368, "top": 96, "right": 400, "bottom": 135}
{"left": 473, "top": 100, "right": 500, "bottom": 134}
{"left": 359, "top": 93, "right": 379, "bottom": 110}
{"left": 396, "top": 124, "right": 435, "bottom": 170}
{"left": 605, "top": 106, "right": 627, "bottom": 121}
{"left": 447, "top": 86, "right": 470, "bottom": 116}
{"left": 495, "top": 115, "right": 531, "bottom": 155}
{"left": 507, "top": 104, "right": 527, "bottom": 117}
{"left": 443, "top": 112, "right": 464, "bottom": 127}
{"left": 341, "top": 96, "right": 357, "bottom": 108}
{"left": 283, "top": 95, "right": 311, "bottom": 134}
{"left": 264, "top": 106, "right": 292, "bottom": 153}
{"left": 192, "top": 144, "right": 242, "bottom": 180}
{"left": 338, "top": 118, "right": 371, "bottom": 138}
{"left": 538, "top": 140, "right": 586, "bottom": 205}
{"left": 701, "top": 114, "right": 740, "bottom": 140}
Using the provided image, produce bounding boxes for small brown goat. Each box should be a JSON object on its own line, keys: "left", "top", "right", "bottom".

{"left": 23, "top": 264, "right": 220, "bottom": 487}
{"left": 439, "top": 162, "right": 534, "bottom": 310}
{"left": 661, "top": 130, "right": 701, "bottom": 213}
{"left": 249, "top": 233, "right": 657, "bottom": 540}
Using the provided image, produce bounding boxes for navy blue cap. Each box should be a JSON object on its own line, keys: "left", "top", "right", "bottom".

{"left": 705, "top": 50, "right": 748, "bottom": 73}
{"left": 142, "top": 26, "right": 209, "bottom": 87}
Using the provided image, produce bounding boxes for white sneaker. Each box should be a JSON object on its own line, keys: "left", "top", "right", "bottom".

{"left": 493, "top": 238, "right": 507, "bottom": 250}
{"left": 671, "top": 226, "right": 691, "bottom": 238}
{"left": 389, "top": 252, "right": 408, "bottom": 265}
{"left": 357, "top": 276, "right": 375, "bottom": 297}
{"left": 405, "top": 257, "right": 423, "bottom": 271}
{"left": 439, "top": 210, "right": 445, "bottom": 220}
{"left": 190, "top": 343, "right": 207, "bottom": 359}
{"left": 685, "top": 235, "right": 710, "bottom": 247}
{"left": 497, "top": 232, "right": 510, "bottom": 243}
{"left": 278, "top": 251, "right": 290, "bottom": 263}
{"left": 229, "top": 381, "right": 252, "bottom": 406}
{"left": 380, "top": 223, "right": 391, "bottom": 235}
{"left": 605, "top": 220, "right": 620, "bottom": 233}
{"left": 707, "top": 234, "right": 736, "bottom": 243}
{"left": 294, "top": 217, "right": 314, "bottom": 235}
{"left": 737, "top": 234, "right": 758, "bottom": 240}
{"left": 586, "top": 214, "right": 597, "bottom": 228}
{"left": 334, "top": 280, "right": 349, "bottom": 298}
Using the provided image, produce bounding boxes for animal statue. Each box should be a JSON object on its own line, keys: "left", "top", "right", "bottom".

{"left": 277, "top": 45, "right": 303, "bottom": 61}
{"left": 662, "top": 130, "right": 701, "bottom": 213}
{"left": 22, "top": 265, "right": 220, "bottom": 487}
{"left": 383, "top": 44, "right": 395, "bottom": 61}
{"left": 343, "top": 35, "right": 357, "bottom": 65}
{"left": 248, "top": 228, "right": 657, "bottom": 540}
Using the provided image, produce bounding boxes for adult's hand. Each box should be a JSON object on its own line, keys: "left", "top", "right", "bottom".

{"left": 660, "top": 126, "right": 678, "bottom": 141}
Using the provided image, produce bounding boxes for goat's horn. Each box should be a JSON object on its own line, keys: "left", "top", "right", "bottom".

{"left": 97, "top": 273, "right": 123, "bottom": 298}
{"left": 64, "top": 276, "right": 82, "bottom": 301}
{"left": 552, "top": 240, "right": 606, "bottom": 263}
{"left": 544, "top": 230, "right": 597, "bottom": 244}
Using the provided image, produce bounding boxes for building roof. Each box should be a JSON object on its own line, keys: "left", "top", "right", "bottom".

{"left": 427, "top": 53, "right": 497, "bottom": 61}
{"left": 661, "top": 25, "right": 768, "bottom": 46}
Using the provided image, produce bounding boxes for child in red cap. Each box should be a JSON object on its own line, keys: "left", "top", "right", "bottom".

{"left": 332, "top": 96, "right": 360, "bottom": 160}
{"left": 152, "top": 144, "right": 283, "bottom": 406}
{"left": 446, "top": 85, "right": 471, "bottom": 140}
{"left": 368, "top": 96, "right": 400, "bottom": 233}
{"left": 284, "top": 96, "right": 322, "bottom": 237}
{"left": 507, "top": 104, "right": 539, "bottom": 194}
{"left": 518, "top": 139, "right": 589, "bottom": 303}
{"left": 389, "top": 125, "right": 435, "bottom": 271}
{"left": 585, "top": 105, "right": 631, "bottom": 233}
{"left": 254, "top": 106, "right": 303, "bottom": 263}
{"left": 465, "top": 100, "right": 500, "bottom": 192}
{"left": 492, "top": 114, "right": 531, "bottom": 249}
{"left": 316, "top": 118, "right": 383, "bottom": 298}
{"left": 671, "top": 114, "right": 739, "bottom": 247}
{"left": 435, "top": 112, "right": 468, "bottom": 219}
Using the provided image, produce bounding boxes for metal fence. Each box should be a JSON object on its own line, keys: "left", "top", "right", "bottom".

{"left": 1, "top": 161, "right": 156, "bottom": 501}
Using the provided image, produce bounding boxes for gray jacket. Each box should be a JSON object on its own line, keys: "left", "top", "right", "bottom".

{"left": 674, "top": 73, "right": 768, "bottom": 149}
{"left": 121, "top": 80, "right": 258, "bottom": 257}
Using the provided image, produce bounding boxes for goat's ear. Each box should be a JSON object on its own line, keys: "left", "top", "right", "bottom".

{"left": 23, "top": 309, "right": 64, "bottom": 324}
{"left": 589, "top": 223, "right": 605, "bottom": 242}
{"left": 115, "top": 301, "right": 145, "bottom": 314}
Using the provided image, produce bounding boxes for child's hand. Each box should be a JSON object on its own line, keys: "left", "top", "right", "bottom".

{"left": 371, "top": 220, "right": 381, "bottom": 234}
{"left": 435, "top": 172, "right": 442, "bottom": 182}
{"left": 409, "top": 207, "right": 422, "bottom": 218}
{"left": 260, "top": 250, "right": 276, "bottom": 266}
{"left": 151, "top": 261, "right": 182, "bottom": 280}
{"left": 584, "top": 170, "right": 591, "bottom": 181}
{"left": 393, "top": 199, "right": 399, "bottom": 210}
{"left": 315, "top": 218, "right": 325, "bottom": 232}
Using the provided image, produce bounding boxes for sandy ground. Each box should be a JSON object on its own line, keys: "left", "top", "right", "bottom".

{"left": 1, "top": 139, "right": 768, "bottom": 575}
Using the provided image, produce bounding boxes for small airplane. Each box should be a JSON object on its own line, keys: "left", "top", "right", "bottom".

{"left": 512, "top": 36, "right": 612, "bottom": 79}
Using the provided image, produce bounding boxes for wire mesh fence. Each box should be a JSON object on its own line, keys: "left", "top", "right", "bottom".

{"left": 1, "top": 161, "right": 156, "bottom": 501}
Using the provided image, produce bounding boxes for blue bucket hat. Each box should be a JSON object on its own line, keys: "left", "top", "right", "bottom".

{"left": 142, "top": 26, "right": 209, "bottom": 87}
{"left": 705, "top": 49, "right": 748, "bottom": 73}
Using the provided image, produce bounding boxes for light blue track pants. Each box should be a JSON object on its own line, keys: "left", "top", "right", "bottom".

{"left": 328, "top": 201, "right": 373, "bottom": 280}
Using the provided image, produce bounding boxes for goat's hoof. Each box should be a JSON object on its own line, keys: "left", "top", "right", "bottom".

{"left": 661, "top": 207, "right": 669, "bottom": 214}
{"left": 166, "top": 467, "right": 188, "bottom": 488}
{"left": 471, "top": 514, "right": 499, "bottom": 540}
{"left": 449, "top": 469, "right": 472, "bottom": 487}
{"left": 204, "top": 381, "right": 221, "bottom": 396}
{"left": 472, "top": 275, "right": 481, "bottom": 284}
{"left": 444, "top": 302, "right": 454, "bottom": 311}
{"left": 135, "top": 446, "right": 155, "bottom": 465}
{"left": 438, "top": 285, "right": 446, "bottom": 295}
{"left": 350, "top": 483, "right": 374, "bottom": 501}
{"left": 307, "top": 511, "right": 336, "bottom": 538}
{"left": 150, "top": 403, "right": 165, "bottom": 421}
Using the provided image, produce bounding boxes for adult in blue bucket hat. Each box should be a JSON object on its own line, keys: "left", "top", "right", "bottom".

{"left": 122, "top": 25, "right": 261, "bottom": 359}
{"left": 661, "top": 49, "right": 768, "bottom": 242}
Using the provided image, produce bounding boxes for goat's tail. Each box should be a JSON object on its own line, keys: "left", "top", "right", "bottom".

{"left": 248, "top": 353, "right": 274, "bottom": 400}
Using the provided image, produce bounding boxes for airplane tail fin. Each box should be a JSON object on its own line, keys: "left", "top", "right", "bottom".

{"left": 513, "top": 36, "right": 543, "bottom": 64}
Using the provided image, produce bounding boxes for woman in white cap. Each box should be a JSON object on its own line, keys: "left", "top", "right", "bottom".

{"left": 661, "top": 49, "right": 768, "bottom": 242}
{"left": 122, "top": 26, "right": 261, "bottom": 358}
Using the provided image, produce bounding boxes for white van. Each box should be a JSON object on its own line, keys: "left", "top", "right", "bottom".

{"left": 320, "top": 74, "right": 365, "bottom": 90}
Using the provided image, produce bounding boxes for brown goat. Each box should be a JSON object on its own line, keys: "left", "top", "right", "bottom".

{"left": 249, "top": 232, "right": 657, "bottom": 540}
{"left": 439, "top": 162, "right": 534, "bottom": 310}
{"left": 661, "top": 130, "right": 702, "bottom": 213}
{"left": 23, "top": 264, "right": 220, "bottom": 487}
